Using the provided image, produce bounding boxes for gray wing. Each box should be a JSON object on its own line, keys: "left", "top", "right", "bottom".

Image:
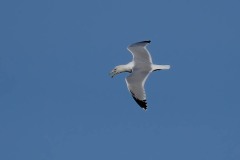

{"left": 125, "top": 69, "right": 150, "bottom": 110}
{"left": 127, "top": 40, "right": 152, "bottom": 63}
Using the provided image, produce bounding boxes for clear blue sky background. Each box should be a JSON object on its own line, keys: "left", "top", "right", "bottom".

{"left": 0, "top": 0, "right": 240, "bottom": 159}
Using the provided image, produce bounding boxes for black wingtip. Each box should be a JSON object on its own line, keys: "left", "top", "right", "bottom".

{"left": 138, "top": 40, "right": 151, "bottom": 44}
{"left": 129, "top": 90, "right": 148, "bottom": 110}
{"left": 143, "top": 40, "right": 151, "bottom": 43}
{"left": 132, "top": 96, "right": 148, "bottom": 110}
{"left": 128, "top": 40, "right": 151, "bottom": 48}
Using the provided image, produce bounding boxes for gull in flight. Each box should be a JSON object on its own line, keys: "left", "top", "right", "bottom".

{"left": 109, "top": 40, "right": 170, "bottom": 110}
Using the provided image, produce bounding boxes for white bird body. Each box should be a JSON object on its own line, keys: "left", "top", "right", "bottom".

{"left": 110, "top": 40, "right": 170, "bottom": 110}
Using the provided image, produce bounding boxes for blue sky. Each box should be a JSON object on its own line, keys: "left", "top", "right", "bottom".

{"left": 0, "top": 0, "right": 240, "bottom": 159}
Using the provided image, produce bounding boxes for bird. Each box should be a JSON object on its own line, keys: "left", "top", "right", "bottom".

{"left": 109, "top": 40, "right": 170, "bottom": 110}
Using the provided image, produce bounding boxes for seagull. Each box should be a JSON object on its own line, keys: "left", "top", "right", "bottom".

{"left": 109, "top": 40, "right": 170, "bottom": 110}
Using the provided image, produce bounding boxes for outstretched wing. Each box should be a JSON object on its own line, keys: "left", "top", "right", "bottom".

{"left": 125, "top": 69, "right": 150, "bottom": 110}
{"left": 127, "top": 40, "right": 152, "bottom": 63}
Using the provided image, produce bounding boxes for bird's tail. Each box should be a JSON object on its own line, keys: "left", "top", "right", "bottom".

{"left": 152, "top": 65, "right": 171, "bottom": 71}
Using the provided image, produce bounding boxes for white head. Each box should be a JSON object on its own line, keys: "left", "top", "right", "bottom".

{"left": 109, "top": 65, "right": 129, "bottom": 78}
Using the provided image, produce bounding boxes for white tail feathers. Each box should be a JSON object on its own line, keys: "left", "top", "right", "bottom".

{"left": 152, "top": 64, "right": 171, "bottom": 71}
